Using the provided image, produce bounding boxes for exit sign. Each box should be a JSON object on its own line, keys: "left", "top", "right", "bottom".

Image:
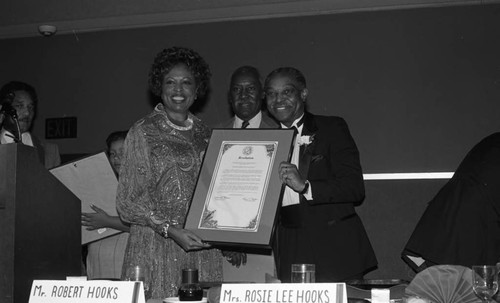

{"left": 45, "top": 117, "right": 77, "bottom": 139}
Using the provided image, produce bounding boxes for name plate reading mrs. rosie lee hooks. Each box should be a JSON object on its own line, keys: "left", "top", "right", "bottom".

{"left": 29, "top": 280, "right": 145, "bottom": 303}
{"left": 220, "top": 283, "right": 347, "bottom": 303}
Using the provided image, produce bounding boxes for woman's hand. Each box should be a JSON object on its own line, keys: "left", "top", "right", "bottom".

{"left": 222, "top": 251, "right": 247, "bottom": 267}
{"left": 81, "top": 204, "right": 114, "bottom": 230}
{"left": 168, "top": 226, "right": 211, "bottom": 252}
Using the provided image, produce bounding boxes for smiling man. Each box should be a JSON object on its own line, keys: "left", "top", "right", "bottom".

{"left": 264, "top": 67, "right": 377, "bottom": 282}
{"left": 0, "top": 81, "right": 60, "bottom": 169}
{"left": 217, "top": 66, "right": 279, "bottom": 282}
{"left": 218, "top": 66, "right": 278, "bottom": 129}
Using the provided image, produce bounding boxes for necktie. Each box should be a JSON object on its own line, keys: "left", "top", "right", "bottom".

{"left": 241, "top": 120, "right": 249, "bottom": 129}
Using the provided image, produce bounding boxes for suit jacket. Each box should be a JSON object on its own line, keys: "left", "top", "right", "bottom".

{"left": 403, "top": 133, "right": 500, "bottom": 268}
{"left": 32, "top": 134, "right": 61, "bottom": 169}
{"left": 216, "top": 111, "right": 278, "bottom": 129}
{"left": 276, "top": 112, "right": 377, "bottom": 282}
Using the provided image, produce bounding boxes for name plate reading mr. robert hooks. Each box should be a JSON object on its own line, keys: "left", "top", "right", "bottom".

{"left": 29, "top": 280, "right": 145, "bottom": 303}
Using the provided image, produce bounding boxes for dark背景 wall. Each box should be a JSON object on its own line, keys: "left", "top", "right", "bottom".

{"left": 0, "top": 3, "right": 499, "bottom": 280}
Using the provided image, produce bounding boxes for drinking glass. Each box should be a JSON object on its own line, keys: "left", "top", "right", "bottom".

{"left": 472, "top": 265, "right": 499, "bottom": 302}
{"left": 291, "top": 264, "right": 315, "bottom": 283}
{"left": 125, "top": 265, "right": 150, "bottom": 298}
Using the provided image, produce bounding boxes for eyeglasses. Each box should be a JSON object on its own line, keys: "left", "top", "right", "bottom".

{"left": 264, "top": 87, "right": 299, "bottom": 100}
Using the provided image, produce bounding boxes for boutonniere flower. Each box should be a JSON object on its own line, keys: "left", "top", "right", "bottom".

{"left": 298, "top": 134, "right": 315, "bottom": 146}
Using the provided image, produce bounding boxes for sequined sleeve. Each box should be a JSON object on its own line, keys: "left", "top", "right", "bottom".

{"left": 116, "top": 123, "right": 156, "bottom": 227}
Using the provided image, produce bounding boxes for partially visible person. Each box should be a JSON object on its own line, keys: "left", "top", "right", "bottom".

{"left": 217, "top": 66, "right": 278, "bottom": 129}
{"left": 264, "top": 67, "right": 377, "bottom": 282}
{"left": 403, "top": 133, "right": 500, "bottom": 271}
{"left": 116, "top": 47, "right": 224, "bottom": 299}
{"left": 82, "top": 130, "right": 130, "bottom": 280}
{"left": 0, "top": 81, "right": 60, "bottom": 169}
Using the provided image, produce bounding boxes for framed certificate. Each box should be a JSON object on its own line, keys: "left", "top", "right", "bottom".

{"left": 185, "top": 128, "right": 295, "bottom": 248}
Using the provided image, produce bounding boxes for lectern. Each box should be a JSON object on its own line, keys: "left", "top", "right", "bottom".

{"left": 0, "top": 144, "right": 81, "bottom": 303}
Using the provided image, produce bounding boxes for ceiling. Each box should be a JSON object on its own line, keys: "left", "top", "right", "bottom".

{"left": 0, "top": 0, "right": 497, "bottom": 39}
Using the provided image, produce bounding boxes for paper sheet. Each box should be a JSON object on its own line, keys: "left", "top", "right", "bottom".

{"left": 50, "top": 152, "right": 121, "bottom": 244}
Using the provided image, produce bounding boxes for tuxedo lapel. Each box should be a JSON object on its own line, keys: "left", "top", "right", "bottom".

{"left": 298, "top": 112, "right": 317, "bottom": 181}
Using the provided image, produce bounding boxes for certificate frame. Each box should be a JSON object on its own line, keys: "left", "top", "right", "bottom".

{"left": 185, "top": 128, "right": 295, "bottom": 248}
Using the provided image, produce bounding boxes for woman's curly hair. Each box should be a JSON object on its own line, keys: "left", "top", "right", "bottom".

{"left": 148, "top": 46, "right": 211, "bottom": 98}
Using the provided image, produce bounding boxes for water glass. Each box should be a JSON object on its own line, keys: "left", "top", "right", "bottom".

{"left": 291, "top": 264, "right": 315, "bottom": 283}
{"left": 472, "top": 265, "right": 499, "bottom": 302}
{"left": 125, "top": 265, "right": 147, "bottom": 282}
{"left": 125, "top": 265, "right": 149, "bottom": 298}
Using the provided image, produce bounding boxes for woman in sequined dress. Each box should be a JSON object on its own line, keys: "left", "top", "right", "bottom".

{"left": 116, "top": 47, "right": 223, "bottom": 299}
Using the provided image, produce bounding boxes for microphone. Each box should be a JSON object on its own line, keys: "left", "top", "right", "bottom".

{"left": 0, "top": 92, "right": 18, "bottom": 118}
{"left": 0, "top": 92, "right": 22, "bottom": 143}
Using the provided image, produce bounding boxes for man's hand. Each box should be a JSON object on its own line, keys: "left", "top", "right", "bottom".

{"left": 222, "top": 251, "right": 247, "bottom": 267}
{"left": 279, "top": 161, "right": 307, "bottom": 193}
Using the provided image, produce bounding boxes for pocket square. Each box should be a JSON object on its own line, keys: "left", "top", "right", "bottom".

{"left": 311, "top": 155, "right": 324, "bottom": 163}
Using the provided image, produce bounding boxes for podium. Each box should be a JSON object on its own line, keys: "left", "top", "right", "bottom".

{"left": 0, "top": 144, "right": 82, "bottom": 303}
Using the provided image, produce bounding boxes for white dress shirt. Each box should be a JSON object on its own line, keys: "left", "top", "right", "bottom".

{"left": 280, "top": 115, "right": 313, "bottom": 207}
{"left": 0, "top": 128, "right": 33, "bottom": 146}
{"left": 233, "top": 111, "right": 262, "bottom": 129}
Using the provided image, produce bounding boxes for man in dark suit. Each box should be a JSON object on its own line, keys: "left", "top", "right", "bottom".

{"left": 264, "top": 67, "right": 377, "bottom": 282}
{"left": 0, "top": 81, "right": 60, "bottom": 169}
{"left": 217, "top": 66, "right": 278, "bottom": 129}
{"left": 218, "top": 66, "right": 278, "bottom": 282}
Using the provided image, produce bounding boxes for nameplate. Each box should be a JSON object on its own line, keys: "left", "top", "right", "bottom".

{"left": 220, "top": 283, "right": 347, "bottom": 303}
{"left": 29, "top": 280, "right": 145, "bottom": 303}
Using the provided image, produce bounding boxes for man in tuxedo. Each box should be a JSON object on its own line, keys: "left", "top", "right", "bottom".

{"left": 264, "top": 67, "right": 377, "bottom": 282}
{"left": 0, "top": 81, "right": 60, "bottom": 169}
{"left": 217, "top": 66, "right": 278, "bottom": 129}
